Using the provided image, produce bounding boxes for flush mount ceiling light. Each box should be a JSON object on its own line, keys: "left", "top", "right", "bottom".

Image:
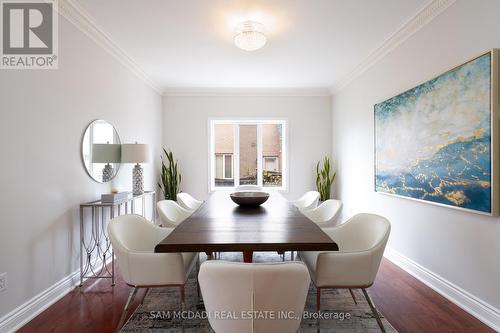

{"left": 234, "top": 20, "right": 267, "bottom": 51}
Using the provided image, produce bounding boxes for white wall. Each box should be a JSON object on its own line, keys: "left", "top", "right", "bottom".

{"left": 332, "top": 0, "right": 500, "bottom": 323}
{"left": 0, "top": 16, "right": 162, "bottom": 324}
{"left": 163, "top": 96, "right": 332, "bottom": 200}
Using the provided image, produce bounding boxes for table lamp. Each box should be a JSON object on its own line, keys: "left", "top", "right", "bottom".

{"left": 121, "top": 143, "right": 151, "bottom": 195}
{"left": 92, "top": 143, "right": 121, "bottom": 182}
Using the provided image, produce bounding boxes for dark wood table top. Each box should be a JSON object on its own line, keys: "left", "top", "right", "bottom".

{"left": 155, "top": 190, "right": 339, "bottom": 253}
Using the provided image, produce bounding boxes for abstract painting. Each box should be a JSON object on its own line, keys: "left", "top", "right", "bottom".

{"left": 374, "top": 50, "right": 498, "bottom": 215}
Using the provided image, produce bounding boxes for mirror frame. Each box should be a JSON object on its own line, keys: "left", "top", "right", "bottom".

{"left": 81, "top": 119, "right": 122, "bottom": 183}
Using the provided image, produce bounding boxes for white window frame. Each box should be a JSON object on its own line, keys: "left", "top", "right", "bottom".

{"left": 209, "top": 118, "right": 288, "bottom": 192}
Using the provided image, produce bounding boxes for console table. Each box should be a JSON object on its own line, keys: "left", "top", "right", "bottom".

{"left": 79, "top": 191, "right": 156, "bottom": 286}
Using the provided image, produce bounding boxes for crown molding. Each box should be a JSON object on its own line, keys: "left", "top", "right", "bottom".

{"left": 331, "top": 0, "right": 456, "bottom": 95}
{"left": 162, "top": 87, "right": 333, "bottom": 97}
{"left": 57, "top": 0, "right": 162, "bottom": 94}
{"left": 56, "top": 0, "right": 455, "bottom": 97}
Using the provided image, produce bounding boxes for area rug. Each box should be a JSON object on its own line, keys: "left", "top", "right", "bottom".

{"left": 121, "top": 252, "right": 397, "bottom": 332}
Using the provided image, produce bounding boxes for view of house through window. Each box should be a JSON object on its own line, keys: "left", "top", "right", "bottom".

{"left": 239, "top": 124, "right": 257, "bottom": 185}
{"left": 211, "top": 120, "right": 286, "bottom": 190}
{"left": 262, "top": 123, "right": 283, "bottom": 187}
{"left": 213, "top": 123, "right": 235, "bottom": 187}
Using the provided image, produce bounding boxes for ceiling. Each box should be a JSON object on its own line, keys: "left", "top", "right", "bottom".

{"left": 73, "top": 0, "right": 428, "bottom": 91}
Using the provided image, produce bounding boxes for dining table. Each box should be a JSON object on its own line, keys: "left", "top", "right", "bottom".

{"left": 155, "top": 190, "right": 339, "bottom": 262}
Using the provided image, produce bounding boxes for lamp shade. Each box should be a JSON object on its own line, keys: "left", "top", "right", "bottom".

{"left": 92, "top": 144, "right": 121, "bottom": 163}
{"left": 121, "top": 143, "right": 151, "bottom": 163}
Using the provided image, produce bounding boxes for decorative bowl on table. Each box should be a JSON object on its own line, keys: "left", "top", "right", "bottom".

{"left": 230, "top": 191, "right": 270, "bottom": 207}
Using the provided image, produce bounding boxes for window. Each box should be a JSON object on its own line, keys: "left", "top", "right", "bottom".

{"left": 263, "top": 157, "right": 278, "bottom": 172}
{"left": 210, "top": 119, "right": 287, "bottom": 190}
{"left": 215, "top": 154, "right": 233, "bottom": 179}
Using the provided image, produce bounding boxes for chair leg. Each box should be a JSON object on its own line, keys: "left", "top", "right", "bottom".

{"left": 277, "top": 250, "right": 284, "bottom": 260}
{"left": 361, "top": 288, "right": 386, "bottom": 333}
{"left": 291, "top": 251, "right": 295, "bottom": 261}
{"left": 197, "top": 278, "right": 200, "bottom": 299}
{"left": 348, "top": 288, "right": 357, "bottom": 305}
{"left": 116, "top": 287, "right": 138, "bottom": 332}
{"left": 180, "top": 285, "right": 185, "bottom": 309}
{"left": 140, "top": 288, "right": 149, "bottom": 304}
{"left": 196, "top": 255, "right": 201, "bottom": 299}
{"left": 316, "top": 287, "right": 321, "bottom": 311}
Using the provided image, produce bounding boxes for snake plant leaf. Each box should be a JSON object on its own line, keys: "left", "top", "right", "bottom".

{"left": 159, "top": 148, "right": 181, "bottom": 200}
{"left": 316, "top": 156, "right": 336, "bottom": 201}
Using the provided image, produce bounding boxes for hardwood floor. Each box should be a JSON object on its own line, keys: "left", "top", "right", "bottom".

{"left": 369, "top": 259, "right": 494, "bottom": 333}
{"left": 18, "top": 258, "right": 494, "bottom": 333}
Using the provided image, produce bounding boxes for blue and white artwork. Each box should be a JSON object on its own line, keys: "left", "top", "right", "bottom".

{"left": 375, "top": 52, "right": 494, "bottom": 214}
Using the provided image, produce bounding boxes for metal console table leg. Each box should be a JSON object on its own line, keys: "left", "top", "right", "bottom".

{"left": 79, "top": 191, "right": 156, "bottom": 287}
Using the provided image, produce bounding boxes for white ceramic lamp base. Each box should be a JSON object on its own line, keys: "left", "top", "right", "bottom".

{"left": 132, "top": 164, "right": 144, "bottom": 195}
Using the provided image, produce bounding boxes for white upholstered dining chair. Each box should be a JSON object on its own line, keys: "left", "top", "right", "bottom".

{"left": 157, "top": 200, "right": 192, "bottom": 228}
{"left": 292, "top": 191, "right": 320, "bottom": 211}
{"left": 177, "top": 192, "right": 203, "bottom": 211}
{"left": 107, "top": 215, "right": 199, "bottom": 330}
{"left": 298, "top": 213, "right": 390, "bottom": 332}
{"left": 300, "top": 199, "right": 343, "bottom": 227}
{"left": 235, "top": 185, "right": 263, "bottom": 191}
{"left": 199, "top": 261, "right": 310, "bottom": 333}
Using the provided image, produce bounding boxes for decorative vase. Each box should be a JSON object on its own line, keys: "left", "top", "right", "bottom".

{"left": 133, "top": 163, "right": 144, "bottom": 195}
{"left": 102, "top": 163, "right": 114, "bottom": 182}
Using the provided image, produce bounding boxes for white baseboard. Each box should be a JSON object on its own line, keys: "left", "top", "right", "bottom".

{"left": 384, "top": 247, "right": 500, "bottom": 331}
{"left": 0, "top": 258, "right": 111, "bottom": 333}
{"left": 0, "top": 269, "right": 80, "bottom": 333}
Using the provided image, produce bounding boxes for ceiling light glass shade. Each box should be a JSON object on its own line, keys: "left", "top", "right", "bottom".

{"left": 234, "top": 21, "right": 267, "bottom": 51}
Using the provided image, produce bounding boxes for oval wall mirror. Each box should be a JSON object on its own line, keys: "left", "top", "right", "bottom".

{"left": 81, "top": 120, "right": 121, "bottom": 183}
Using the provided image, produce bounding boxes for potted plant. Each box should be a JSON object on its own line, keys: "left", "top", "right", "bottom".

{"left": 316, "top": 156, "right": 336, "bottom": 201}
{"left": 158, "top": 148, "right": 181, "bottom": 200}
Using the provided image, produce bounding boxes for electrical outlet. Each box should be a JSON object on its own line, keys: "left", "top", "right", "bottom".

{"left": 0, "top": 273, "right": 7, "bottom": 292}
